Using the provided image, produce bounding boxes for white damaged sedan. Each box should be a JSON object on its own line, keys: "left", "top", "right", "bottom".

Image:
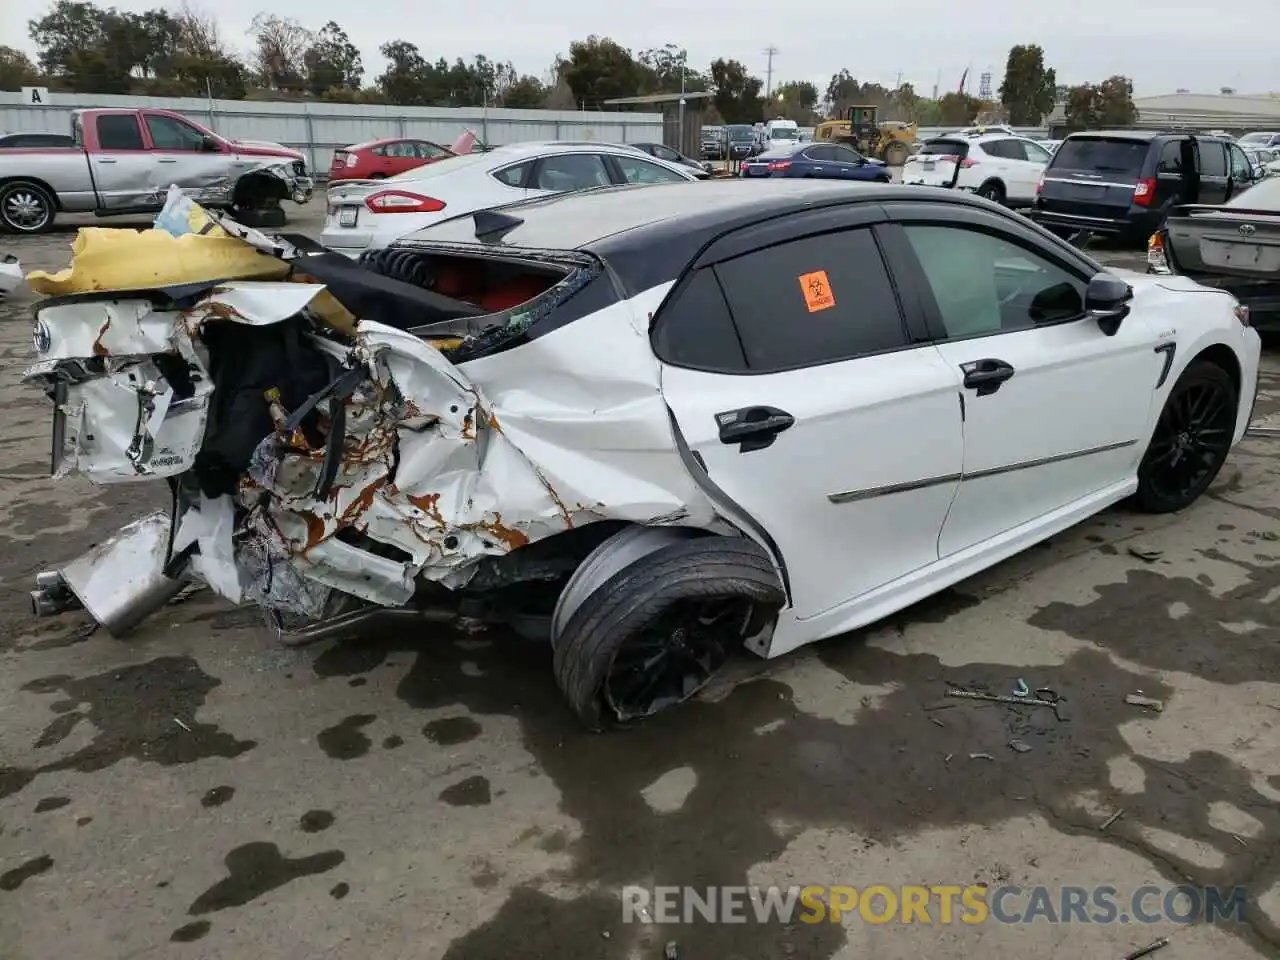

{"left": 26, "top": 181, "right": 1261, "bottom": 728}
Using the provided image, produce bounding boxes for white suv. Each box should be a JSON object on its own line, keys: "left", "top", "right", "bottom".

{"left": 901, "top": 132, "right": 1054, "bottom": 207}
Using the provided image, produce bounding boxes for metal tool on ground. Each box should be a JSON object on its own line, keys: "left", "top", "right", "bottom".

{"left": 946, "top": 687, "right": 1069, "bottom": 721}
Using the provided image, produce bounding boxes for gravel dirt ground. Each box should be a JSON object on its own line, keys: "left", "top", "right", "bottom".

{"left": 1, "top": 200, "right": 1279, "bottom": 960}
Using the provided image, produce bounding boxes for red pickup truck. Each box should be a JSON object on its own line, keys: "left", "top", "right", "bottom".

{"left": 0, "top": 107, "right": 314, "bottom": 234}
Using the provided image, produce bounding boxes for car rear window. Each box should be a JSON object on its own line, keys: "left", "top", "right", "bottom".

{"left": 1051, "top": 137, "right": 1150, "bottom": 176}
{"left": 389, "top": 151, "right": 490, "bottom": 180}
{"left": 920, "top": 140, "right": 968, "bottom": 158}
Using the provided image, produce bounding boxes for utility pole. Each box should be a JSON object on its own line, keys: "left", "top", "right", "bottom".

{"left": 763, "top": 46, "right": 779, "bottom": 101}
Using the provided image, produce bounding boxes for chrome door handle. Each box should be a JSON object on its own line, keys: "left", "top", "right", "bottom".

{"left": 158, "top": 158, "right": 177, "bottom": 163}
{"left": 97, "top": 158, "right": 117, "bottom": 164}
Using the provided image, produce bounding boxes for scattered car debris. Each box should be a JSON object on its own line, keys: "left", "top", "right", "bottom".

{"left": 1008, "top": 738, "right": 1032, "bottom": 753}
{"left": 944, "top": 753, "right": 954, "bottom": 764}
{"left": 1012, "top": 678, "right": 1030, "bottom": 698}
{"left": 946, "top": 688, "right": 1069, "bottom": 721}
{"left": 0, "top": 253, "right": 21, "bottom": 300}
{"left": 1124, "top": 694, "right": 1164, "bottom": 712}
{"left": 1100, "top": 808, "right": 1125, "bottom": 831}
{"left": 665, "top": 942, "right": 679, "bottom": 960}
{"left": 969, "top": 752, "right": 995, "bottom": 761}
{"left": 174, "top": 717, "right": 191, "bottom": 732}
{"left": 1127, "top": 546, "right": 1163, "bottom": 562}
{"left": 1249, "top": 530, "right": 1280, "bottom": 541}
{"left": 1122, "top": 936, "right": 1170, "bottom": 960}
{"left": 1232, "top": 834, "right": 1247, "bottom": 847}
{"left": 930, "top": 717, "right": 946, "bottom": 728}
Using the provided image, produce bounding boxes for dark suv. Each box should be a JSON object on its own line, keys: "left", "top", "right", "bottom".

{"left": 1030, "top": 131, "right": 1261, "bottom": 245}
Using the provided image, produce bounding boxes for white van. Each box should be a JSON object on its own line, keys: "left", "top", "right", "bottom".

{"left": 764, "top": 118, "right": 800, "bottom": 151}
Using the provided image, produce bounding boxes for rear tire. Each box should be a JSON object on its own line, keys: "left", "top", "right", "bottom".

{"left": 551, "top": 535, "right": 784, "bottom": 730}
{"left": 1134, "top": 360, "right": 1237, "bottom": 513}
{"left": 977, "top": 180, "right": 1006, "bottom": 204}
{"left": 0, "top": 180, "right": 56, "bottom": 234}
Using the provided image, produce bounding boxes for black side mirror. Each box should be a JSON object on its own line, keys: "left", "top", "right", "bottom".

{"left": 1085, "top": 272, "right": 1132, "bottom": 336}
{"left": 201, "top": 135, "right": 220, "bottom": 152}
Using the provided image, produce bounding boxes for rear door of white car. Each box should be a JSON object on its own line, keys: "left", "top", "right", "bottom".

{"left": 654, "top": 207, "right": 966, "bottom": 620}
{"left": 523, "top": 151, "right": 615, "bottom": 198}
{"left": 880, "top": 202, "right": 1161, "bottom": 557}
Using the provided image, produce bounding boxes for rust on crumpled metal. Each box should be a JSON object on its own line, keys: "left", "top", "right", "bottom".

{"left": 91, "top": 317, "right": 111, "bottom": 357}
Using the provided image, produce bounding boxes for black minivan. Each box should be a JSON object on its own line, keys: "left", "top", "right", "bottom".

{"left": 1030, "top": 131, "right": 1260, "bottom": 245}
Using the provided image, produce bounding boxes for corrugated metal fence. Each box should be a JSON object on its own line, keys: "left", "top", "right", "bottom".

{"left": 0, "top": 92, "right": 665, "bottom": 177}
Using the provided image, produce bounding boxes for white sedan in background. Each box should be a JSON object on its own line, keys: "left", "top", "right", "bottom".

{"left": 902, "top": 132, "right": 1054, "bottom": 207}
{"left": 320, "top": 141, "right": 701, "bottom": 256}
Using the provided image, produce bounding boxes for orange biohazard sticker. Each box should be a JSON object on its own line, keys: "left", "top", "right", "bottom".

{"left": 798, "top": 270, "right": 835, "bottom": 313}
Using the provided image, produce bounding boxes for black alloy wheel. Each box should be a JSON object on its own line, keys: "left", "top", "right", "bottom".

{"left": 1136, "top": 360, "right": 1237, "bottom": 513}
{"left": 603, "top": 597, "right": 753, "bottom": 722}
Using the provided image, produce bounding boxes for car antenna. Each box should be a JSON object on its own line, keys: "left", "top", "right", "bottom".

{"left": 473, "top": 209, "right": 524, "bottom": 243}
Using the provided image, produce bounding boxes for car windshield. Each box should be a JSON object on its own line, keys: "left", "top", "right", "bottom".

{"left": 1238, "top": 132, "right": 1276, "bottom": 145}
{"left": 1227, "top": 177, "right": 1280, "bottom": 210}
{"left": 1052, "top": 137, "right": 1150, "bottom": 175}
{"left": 727, "top": 128, "right": 754, "bottom": 141}
{"left": 920, "top": 140, "right": 966, "bottom": 156}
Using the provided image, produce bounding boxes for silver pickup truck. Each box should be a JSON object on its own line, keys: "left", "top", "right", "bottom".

{"left": 0, "top": 107, "right": 314, "bottom": 234}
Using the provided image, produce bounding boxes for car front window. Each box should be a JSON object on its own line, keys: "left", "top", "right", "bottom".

{"left": 904, "top": 225, "right": 1085, "bottom": 338}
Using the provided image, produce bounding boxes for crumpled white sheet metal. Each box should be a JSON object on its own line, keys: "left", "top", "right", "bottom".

{"left": 0, "top": 253, "right": 21, "bottom": 300}
{"left": 27, "top": 283, "right": 328, "bottom": 483}
{"left": 27, "top": 277, "right": 725, "bottom": 616}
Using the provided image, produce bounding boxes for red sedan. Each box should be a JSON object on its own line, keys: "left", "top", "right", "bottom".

{"left": 328, "top": 131, "right": 475, "bottom": 182}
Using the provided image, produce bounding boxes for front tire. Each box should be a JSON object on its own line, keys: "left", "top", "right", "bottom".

{"left": 883, "top": 141, "right": 909, "bottom": 166}
{"left": 0, "top": 181, "right": 56, "bottom": 234}
{"left": 552, "top": 535, "right": 784, "bottom": 729}
{"left": 1135, "top": 360, "right": 1237, "bottom": 513}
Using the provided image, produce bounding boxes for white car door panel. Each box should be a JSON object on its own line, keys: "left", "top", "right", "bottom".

{"left": 896, "top": 221, "right": 1160, "bottom": 556}
{"left": 933, "top": 320, "right": 1159, "bottom": 555}
{"left": 653, "top": 225, "right": 965, "bottom": 620}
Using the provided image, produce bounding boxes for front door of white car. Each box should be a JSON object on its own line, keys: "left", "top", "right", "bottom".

{"left": 886, "top": 212, "right": 1161, "bottom": 556}
{"left": 654, "top": 211, "right": 965, "bottom": 620}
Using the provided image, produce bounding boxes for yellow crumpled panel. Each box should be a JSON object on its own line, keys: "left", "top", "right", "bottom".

{"left": 26, "top": 225, "right": 289, "bottom": 297}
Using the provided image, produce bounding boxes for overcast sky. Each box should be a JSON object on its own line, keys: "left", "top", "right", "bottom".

{"left": 5, "top": 0, "right": 1273, "bottom": 99}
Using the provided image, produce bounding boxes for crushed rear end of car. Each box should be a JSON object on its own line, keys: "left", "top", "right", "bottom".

{"left": 22, "top": 186, "right": 783, "bottom": 728}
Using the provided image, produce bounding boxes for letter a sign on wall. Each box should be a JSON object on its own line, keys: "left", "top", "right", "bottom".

{"left": 22, "top": 87, "right": 50, "bottom": 105}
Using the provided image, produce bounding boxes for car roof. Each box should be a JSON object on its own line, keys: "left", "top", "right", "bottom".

{"left": 344, "top": 136, "right": 445, "bottom": 152}
{"left": 398, "top": 180, "right": 1014, "bottom": 291}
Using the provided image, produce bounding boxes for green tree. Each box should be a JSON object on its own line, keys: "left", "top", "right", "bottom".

{"left": 709, "top": 57, "right": 762, "bottom": 123}
{"left": 500, "top": 74, "right": 545, "bottom": 109}
{"left": 304, "top": 21, "right": 362, "bottom": 97}
{"left": 559, "top": 36, "right": 651, "bottom": 106}
{"left": 773, "top": 79, "right": 819, "bottom": 121}
{"left": 0, "top": 46, "right": 40, "bottom": 88}
{"left": 29, "top": 1, "right": 108, "bottom": 76}
{"left": 998, "top": 44, "right": 1057, "bottom": 126}
{"left": 937, "top": 91, "right": 984, "bottom": 126}
{"left": 638, "top": 44, "right": 706, "bottom": 93}
{"left": 1062, "top": 75, "right": 1136, "bottom": 129}
{"left": 248, "top": 13, "right": 310, "bottom": 92}
{"left": 1096, "top": 74, "right": 1137, "bottom": 125}
{"left": 375, "top": 39, "right": 427, "bottom": 104}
